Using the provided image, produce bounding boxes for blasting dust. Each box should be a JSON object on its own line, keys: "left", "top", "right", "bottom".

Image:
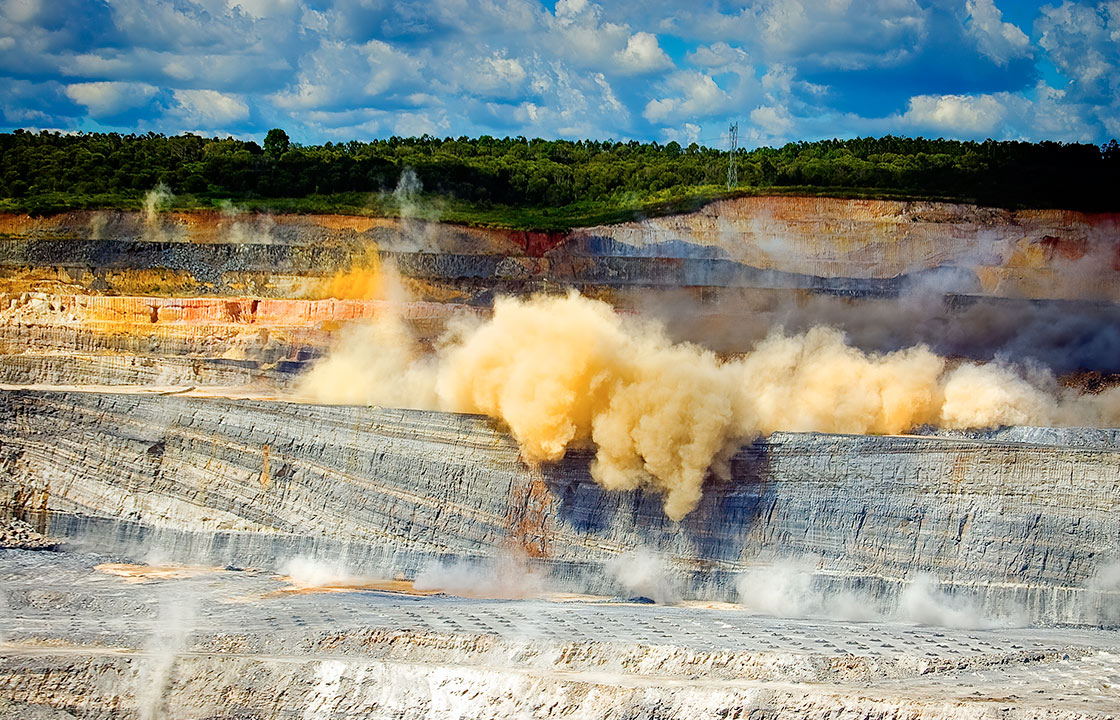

{"left": 297, "top": 291, "right": 1120, "bottom": 520}
{"left": 317, "top": 245, "right": 385, "bottom": 300}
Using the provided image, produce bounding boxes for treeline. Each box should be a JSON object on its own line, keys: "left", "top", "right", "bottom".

{"left": 1, "top": 129, "right": 1118, "bottom": 218}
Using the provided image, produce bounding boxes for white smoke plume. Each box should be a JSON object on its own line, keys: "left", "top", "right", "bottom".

{"left": 735, "top": 563, "right": 1024, "bottom": 629}
{"left": 142, "top": 183, "right": 174, "bottom": 242}
{"left": 137, "top": 583, "right": 196, "bottom": 720}
{"left": 897, "top": 573, "right": 1025, "bottom": 630}
{"left": 605, "top": 548, "right": 682, "bottom": 604}
{"left": 217, "top": 199, "right": 277, "bottom": 245}
{"left": 298, "top": 291, "right": 1119, "bottom": 520}
{"left": 735, "top": 559, "right": 882, "bottom": 622}
{"left": 1084, "top": 561, "right": 1120, "bottom": 626}
{"left": 413, "top": 553, "right": 546, "bottom": 600}
{"left": 280, "top": 555, "right": 371, "bottom": 590}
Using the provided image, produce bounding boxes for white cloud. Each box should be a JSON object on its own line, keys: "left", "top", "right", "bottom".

{"left": 272, "top": 39, "right": 423, "bottom": 110}
{"left": 644, "top": 70, "right": 731, "bottom": 123}
{"left": 900, "top": 93, "right": 1006, "bottom": 135}
{"left": 64, "top": 81, "right": 158, "bottom": 117}
{"left": 172, "top": 88, "right": 249, "bottom": 127}
{"left": 964, "top": 0, "right": 1031, "bottom": 65}
{"left": 678, "top": 0, "right": 928, "bottom": 70}
{"left": 227, "top": 0, "right": 299, "bottom": 19}
{"left": 554, "top": 0, "right": 590, "bottom": 23}
{"left": 450, "top": 51, "right": 528, "bottom": 99}
{"left": 750, "top": 104, "right": 794, "bottom": 136}
{"left": 591, "top": 71, "right": 626, "bottom": 117}
{"left": 688, "top": 42, "right": 750, "bottom": 69}
{"left": 613, "top": 32, "right": 672, "bottom": 74}
{"left": 1037, "top": 1, "right": 1120, "bottom": 101}
{"left": 105, "top": 0, "right": 244, "bottom": 50}
{"left": 1, "top": 0, "right": 41, "bottom": 24}
{"left": 544, "top": 0, "right": 630, "bottom": 70}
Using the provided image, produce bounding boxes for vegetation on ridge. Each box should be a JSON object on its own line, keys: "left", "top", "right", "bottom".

{"left": 1, "top": 129, "right": 1118, "bottom": 230}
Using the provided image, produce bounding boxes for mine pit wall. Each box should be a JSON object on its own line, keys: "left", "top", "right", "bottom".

{"left": 3, "top": 198, "right": 1119, "bottom": 388}
{"left": 0, "top": 293, "right": 468, "bottom": 388}
{"left": 2, "top": 389, "right": 1117, "bottom": 626}
{"left": 2, "top": 198, "right": 1118, "bottom": 304}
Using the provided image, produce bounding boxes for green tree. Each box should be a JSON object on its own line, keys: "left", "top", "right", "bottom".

{"left": 263, "top": 128, "right": 291, "bottom": 159}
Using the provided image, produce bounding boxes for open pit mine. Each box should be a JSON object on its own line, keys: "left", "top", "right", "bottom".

{"left": 1, "top": 196, "right": 1119, "bottom": 719}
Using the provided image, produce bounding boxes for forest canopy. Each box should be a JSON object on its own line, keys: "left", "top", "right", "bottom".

{"left": 1, "top": 129, "right": 1117, "bottom": 229}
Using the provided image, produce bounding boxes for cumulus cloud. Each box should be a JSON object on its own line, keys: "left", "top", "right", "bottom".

{"left": 644, "top": 71, "right": 731, "bottom": 123}
{"left": 1037, "top": 0, "right": 1120, "bottom": 101}
{"left": 227, "top": 0, "right": 301, "bottom": 19}
{"left": 964, "top": 0, "right": 1032, "bottom": 65}
{"left": 64, "top": 81, "right": 158, "bottom": 118}
{"left": 900, "top": 93, "right": 1007, "bottom": 136}
{"left": 739, "top": 0, "right": 928, "bottom": 70}
{"left": 613, "top": 32, "right": 673, "bottom": 74}
{"left": 750, "top": 104, "right": 794, "bottom": 137}
{"left": 171, "top": 89, "right": 249, "bottom": 127}
{"left": 272, "top": 38, "right": 422, "bottom": 110}
{"left": 688, "top": 42, "right": 751, "bottom": 69}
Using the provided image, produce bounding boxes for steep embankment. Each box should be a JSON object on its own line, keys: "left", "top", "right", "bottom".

{"left": 2, "top": 196, "right": 1118, "bottom": 385}
{"left": 2, "top": 198, "right": 1117, "bottom": 301}
{"left": 3, "top": 390, "right": 1118, "bottom": 625}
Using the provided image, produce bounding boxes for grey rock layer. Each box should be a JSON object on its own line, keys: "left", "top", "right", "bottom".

{"left": 1, "top": 390, "right": 1118, "bottom": 625}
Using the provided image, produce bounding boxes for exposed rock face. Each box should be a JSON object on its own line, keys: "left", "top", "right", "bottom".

{"left": 2, "top": 389, "right": 1117, "bottom": 626}
{"left": 2, "top": 198, "right": 1118, "bottom": 386}
{"left": 0, "top": 292, "right": 469, "bottom": 386}
{"left": 2, "top": 197, "right": 1117, "bottom": 302}
{"left": 574, "top": 197, "right": 1120, "bottom": 301}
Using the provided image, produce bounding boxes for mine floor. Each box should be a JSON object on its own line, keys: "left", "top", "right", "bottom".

{"left": 2, "top": 548, "right": 1119, "bottom": 718}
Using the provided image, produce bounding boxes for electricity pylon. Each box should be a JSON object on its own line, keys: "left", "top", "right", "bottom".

{"left": 726, "top": 122, "right": 738, "bottom": 190}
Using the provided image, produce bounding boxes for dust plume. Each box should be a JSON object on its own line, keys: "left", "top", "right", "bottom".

{"left": 137, "top": 583, "right": 196, "bottom": 720}
{"left": 281, "top": 555, "right": 366, "bottom": 590}
{"left": 299, "top": 291, "right": 1120, "bottom": 520}
{"left": 1084, "top": 561, "right": 1120, "bottom": 626}
{"left": 605, "top": 548, "right": 681, "bottom": 604}
{"left": 142, "top": 183, "right": 173, "bottom": 242}
{"left": 315, "top": 244, "right": 386, "bottom": 300}
{"left": 413, "top": 553, "right": 546, "bottom": 599}
{"left": 217, "top": 200, "right": 277, "bottom": 245}
{"left": 898, "top": 573, "right": 1025, "bottom": 629}
{"left": 735, "top": 559, "right": 882, "bottom": 622}
{"left": 734, "top": 563, "right": 1025, "bottom": 628}
{"left": 640, "top": 238, "right": 1120, "bottom": 376}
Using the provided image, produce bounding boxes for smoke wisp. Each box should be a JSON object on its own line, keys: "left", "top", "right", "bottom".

{"left": 142, "top": 184, "right": 174, "bottom": 243}
{"left": 735, "top": 559, "right": 884, "bottom": 622}
{"left": 605, "top": 548, "right": 681, "bottom": 604}
{"left": 413, "top": 553, "right": 546, "bottom": 599}
{"left": 736, "top": 562, "right": 1024, "bottom": 629}
{"left": 299, "top": 291, "right": 1119, "bottom": 519}
{"left": 1084, "top": 561, "right": 1120, "bottom": 626}
{"left": 137, "top": 583, "right": 196, "bottom": 720}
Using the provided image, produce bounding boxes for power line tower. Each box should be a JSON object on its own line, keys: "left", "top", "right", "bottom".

{"left": 726, "top": 122, "right": 738, "bottom": 190}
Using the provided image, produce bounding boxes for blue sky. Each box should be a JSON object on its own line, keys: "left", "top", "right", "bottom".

{"left": 0, "top": 0, "right": 1117, "bottom": 148}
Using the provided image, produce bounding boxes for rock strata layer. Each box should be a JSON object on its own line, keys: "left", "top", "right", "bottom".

{"left": 2, "top": 389, "right": 1117, "bottom": 626}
